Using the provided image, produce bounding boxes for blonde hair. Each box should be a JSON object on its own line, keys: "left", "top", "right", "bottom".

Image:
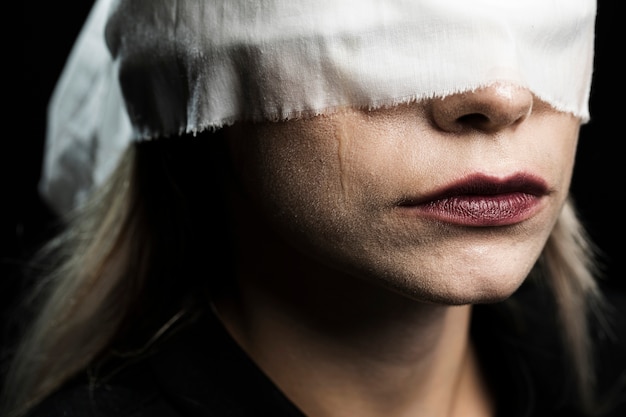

{"left": 0, "top": 136, "right": 605, "bottom": 417}
{"left": 2, "top": 145, "right": 145, "bottom": 417}
{"left": 540, "top": 198, "right": 605, "bottom": 413}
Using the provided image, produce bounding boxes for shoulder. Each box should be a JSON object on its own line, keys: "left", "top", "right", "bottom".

{"left": 22, "top": 308, "right": 304, "bottom": 417}
{"left": 25, "top": 361, "right": 183, "bottom": 417}
{"left": 592, "top": 286, "right": 626, "bottom": 417}
{"left": 472, "top": 282, "right": 626, "bottom": 417}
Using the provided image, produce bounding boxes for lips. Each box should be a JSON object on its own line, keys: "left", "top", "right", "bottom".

{"left": 397, "top": 173, "right": 550, "bottom": 226}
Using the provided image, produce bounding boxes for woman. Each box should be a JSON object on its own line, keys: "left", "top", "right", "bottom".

{"left": 2, "top": 0, "right": 623, "bottom": 416}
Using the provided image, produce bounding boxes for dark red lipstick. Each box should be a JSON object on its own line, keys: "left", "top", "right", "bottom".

{"left": 398, "top": 173, "right": 550, "bottom": 226}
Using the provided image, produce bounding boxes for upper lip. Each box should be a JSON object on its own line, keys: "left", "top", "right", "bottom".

{"left": 398, "top": 173, "right": 550, "bottom": 206}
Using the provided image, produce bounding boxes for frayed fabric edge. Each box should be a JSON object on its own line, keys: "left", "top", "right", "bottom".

{"left": 132, "top": 82, "right": 590, "bottom": 142}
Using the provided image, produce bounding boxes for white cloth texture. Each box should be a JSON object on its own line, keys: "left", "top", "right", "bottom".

{"left": 41, "top": 0, "right": 597, "bottom": 215}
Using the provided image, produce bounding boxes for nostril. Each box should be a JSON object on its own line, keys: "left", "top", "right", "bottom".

{"left": 456, "top": 112, "right": 522, "bottom": 133}
{"left": 457, "top": 113, "right": 490, "bottom": 126}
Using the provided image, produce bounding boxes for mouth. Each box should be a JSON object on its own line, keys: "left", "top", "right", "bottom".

{"left": 397, "top": 173, "right": 550, "bottom": 227}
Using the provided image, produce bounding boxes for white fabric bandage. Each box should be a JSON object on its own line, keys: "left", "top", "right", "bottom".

{"left": 41, "top": 0, "right": 597, "bottom": 214}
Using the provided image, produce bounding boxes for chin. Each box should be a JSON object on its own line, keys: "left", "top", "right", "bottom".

{"left": 447, "top": 283, "right": 524, "bottom": 305}
{"left": 376, "top": 262, "right": 533, "bottom": 307}
{"left": 399, "top": 239, "right": 545, "bottom": 306}
{"left": 417, "top": 287, "right": 522, "bottom": 306}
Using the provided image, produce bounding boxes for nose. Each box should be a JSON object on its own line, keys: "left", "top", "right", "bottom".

{"left": 430, "top": 82, "right": 533, "bottom": 134}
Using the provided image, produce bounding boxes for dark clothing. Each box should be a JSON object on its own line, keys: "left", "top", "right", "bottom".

{"left": 26, "top": 283, "right": 626, "bottom": 417}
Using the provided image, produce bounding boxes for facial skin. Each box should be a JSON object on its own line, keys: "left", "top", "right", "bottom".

{"left": 224, "top": 82, "right": 581, "bottom": 306}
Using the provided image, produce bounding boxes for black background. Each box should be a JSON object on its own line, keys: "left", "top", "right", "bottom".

{"left": 3, "top": 1, "right": 624, "bottom": 350}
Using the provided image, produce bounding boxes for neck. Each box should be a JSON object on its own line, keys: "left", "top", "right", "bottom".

{"left": 214, "top": 235, "right": 494, "bottom": 417}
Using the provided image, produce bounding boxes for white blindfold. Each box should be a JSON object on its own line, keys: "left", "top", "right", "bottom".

{"left": 41, "top": 0, "right": 597, "bottom": 214}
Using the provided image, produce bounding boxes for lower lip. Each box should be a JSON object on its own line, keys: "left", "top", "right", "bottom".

{"left": 401, "top": 193, "right": 544, "bottom": 227}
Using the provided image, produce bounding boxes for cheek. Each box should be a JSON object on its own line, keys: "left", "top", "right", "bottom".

{"left": 227, "top": 120, "right": 349, "bottom": 229}
{"left": 528, "top": 114, "right": 580, "bottom": 198}
{"left": 323, "top": 109, "right": 438, "bottom": 208}
{"left": 226, "top": 115, "right": 408, "bottom": 266}
{"left": 558, "top": 123, "right": 580, "bottom": 185}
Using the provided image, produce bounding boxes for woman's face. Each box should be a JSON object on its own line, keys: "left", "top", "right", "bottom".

{"left": 225, "top": 83, "right": 580, "bottom": 305}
